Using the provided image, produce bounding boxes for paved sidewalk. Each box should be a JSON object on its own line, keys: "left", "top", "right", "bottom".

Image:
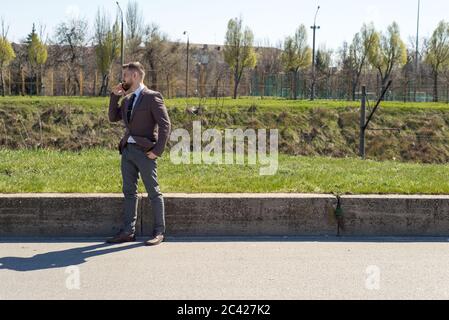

{"left": 1, "top": 237, "right": 449, "bottom": 300}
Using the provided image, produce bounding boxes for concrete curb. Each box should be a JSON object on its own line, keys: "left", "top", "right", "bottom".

{"left": 340, "top": 195, "right": 449, "bottom": 236}
{"left": 1, "top": 194, "right": 449, "bottom": 237}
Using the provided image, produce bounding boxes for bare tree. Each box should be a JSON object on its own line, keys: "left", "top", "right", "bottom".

{"left": 126, "top": 0, "right": 144, "bottom": 60}
{"left": 160, "top": 41, "right": 182, "bottom": 97}
{"left": 255, "top": 38, "right": 282, "bottom": 74}
{"left": 53, "top": 17, "right": 89, "bottom": 95}
{"left": 316, "top": 46, "right": 333, "bottom": 98}
{"left": 143, "top": 23, "right": 169, "bottom": 91}
{"left": 94, "top": 9, "right": 121, "bottom": 96}
{"left": 253, "top": 39, "right": 282, "bottom": 97}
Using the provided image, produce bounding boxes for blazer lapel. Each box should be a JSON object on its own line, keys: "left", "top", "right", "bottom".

{"left": 130, "top": 86, "right": 148, "bottom": 122}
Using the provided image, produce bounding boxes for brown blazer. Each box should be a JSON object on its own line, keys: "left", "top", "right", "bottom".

{"left": 109, "top": 86, "right": 172, "bottom": 158}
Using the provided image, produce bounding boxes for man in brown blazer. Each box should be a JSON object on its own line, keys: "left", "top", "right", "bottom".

{"left": 106, "top": 62, "right": 171, "bottom": 246}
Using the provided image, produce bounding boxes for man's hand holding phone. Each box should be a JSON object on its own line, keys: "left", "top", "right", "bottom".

{"left": 112, "top": 83, "right": 126, "bottom": 97}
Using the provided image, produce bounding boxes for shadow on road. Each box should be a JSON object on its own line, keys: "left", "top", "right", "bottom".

{"left": 0, "top": 242, "right": 145, "bottom": 272}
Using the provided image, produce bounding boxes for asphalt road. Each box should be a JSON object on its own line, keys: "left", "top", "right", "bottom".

{"left": 1, "top": 237, "right": 449, "bottom": 300}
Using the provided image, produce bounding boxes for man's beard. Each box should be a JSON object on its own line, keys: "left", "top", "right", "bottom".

{"left": 122, "top": 81, "right": 132, "bottom": 92}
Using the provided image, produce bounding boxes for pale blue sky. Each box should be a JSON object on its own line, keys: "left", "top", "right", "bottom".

{"left": 1, "top": 0, "right": 448, "bottom": 50}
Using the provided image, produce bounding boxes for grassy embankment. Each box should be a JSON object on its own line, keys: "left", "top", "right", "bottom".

{"left": 1, "top": 96, "right": 449, "bottom": 194}
{"left": 2, "top": 96, "right": 449, "bottom": 163}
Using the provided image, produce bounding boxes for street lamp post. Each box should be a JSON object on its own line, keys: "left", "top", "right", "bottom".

{"left": 116, "top": 1, "right": 125, "bottom": 82}
{"left": 310, "top": 5, "right": 320, "bottom": 101}
{"left": 183, "top": 31, "right": 190, "bottom": 98}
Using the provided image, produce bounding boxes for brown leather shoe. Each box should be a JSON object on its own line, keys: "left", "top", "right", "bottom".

{"left": 106, "top": 232, "right": 136, "bottom": 244}
{"left": 145, "top": 233, "right": 165, "bottom": 246}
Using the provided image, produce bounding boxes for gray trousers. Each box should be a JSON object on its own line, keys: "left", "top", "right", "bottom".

{"left": 121, "top": 144, "right": 166, "bottom": 235}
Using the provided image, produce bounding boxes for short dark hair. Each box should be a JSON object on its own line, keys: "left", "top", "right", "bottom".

{"left": 122, "top": 62, "right": 146, "bottom": 78}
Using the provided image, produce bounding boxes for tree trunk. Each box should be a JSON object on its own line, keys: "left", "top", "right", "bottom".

{"left": 39, "top": 67, "right": 44, "bottom": 96}
{"left": 166, "top": 74, "right": 170, "bottom": 98}
{"left": 149, "top": 61, "right": 158, "bottom": 91}
{"left": 99, "top": 73, "right": 109, "bottom": 96}
{"left": 380, "top": 77, "right": 389, "bottom": 98}
{"left": 0, "top": 67, "right": 4, "bottom": 97}
{"left": 433, "top": 71, "right": 439, "bottom": 102}
{"left": 351, "top": 82, "right": 357, "bottom": 101}
{"left": 36, "top": 71, "right": 39, "bottom": 96}
{"left": 293, "top": 71, "right": 298, "bottom": 100}
{"left": 289, "top": 72, "right": 294, "bottom": 100}
{"left": 403, "top": 81, "right": 407, "bottom": 103}
{"left": 233, "top": 70, "right": 239, "bottom": 99}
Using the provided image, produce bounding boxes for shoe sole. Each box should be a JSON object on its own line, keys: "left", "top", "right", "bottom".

{"left": 145, "top": 239, "right": 164, "bottom": 246}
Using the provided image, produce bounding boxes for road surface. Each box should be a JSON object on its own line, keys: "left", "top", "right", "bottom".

{"left": 1, "top": 237, "right": 449, "bottom": 300}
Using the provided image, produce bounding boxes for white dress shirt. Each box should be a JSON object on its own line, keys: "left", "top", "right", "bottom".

{"left": 127, "top": 83, "right": 146, "bottom": 144}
